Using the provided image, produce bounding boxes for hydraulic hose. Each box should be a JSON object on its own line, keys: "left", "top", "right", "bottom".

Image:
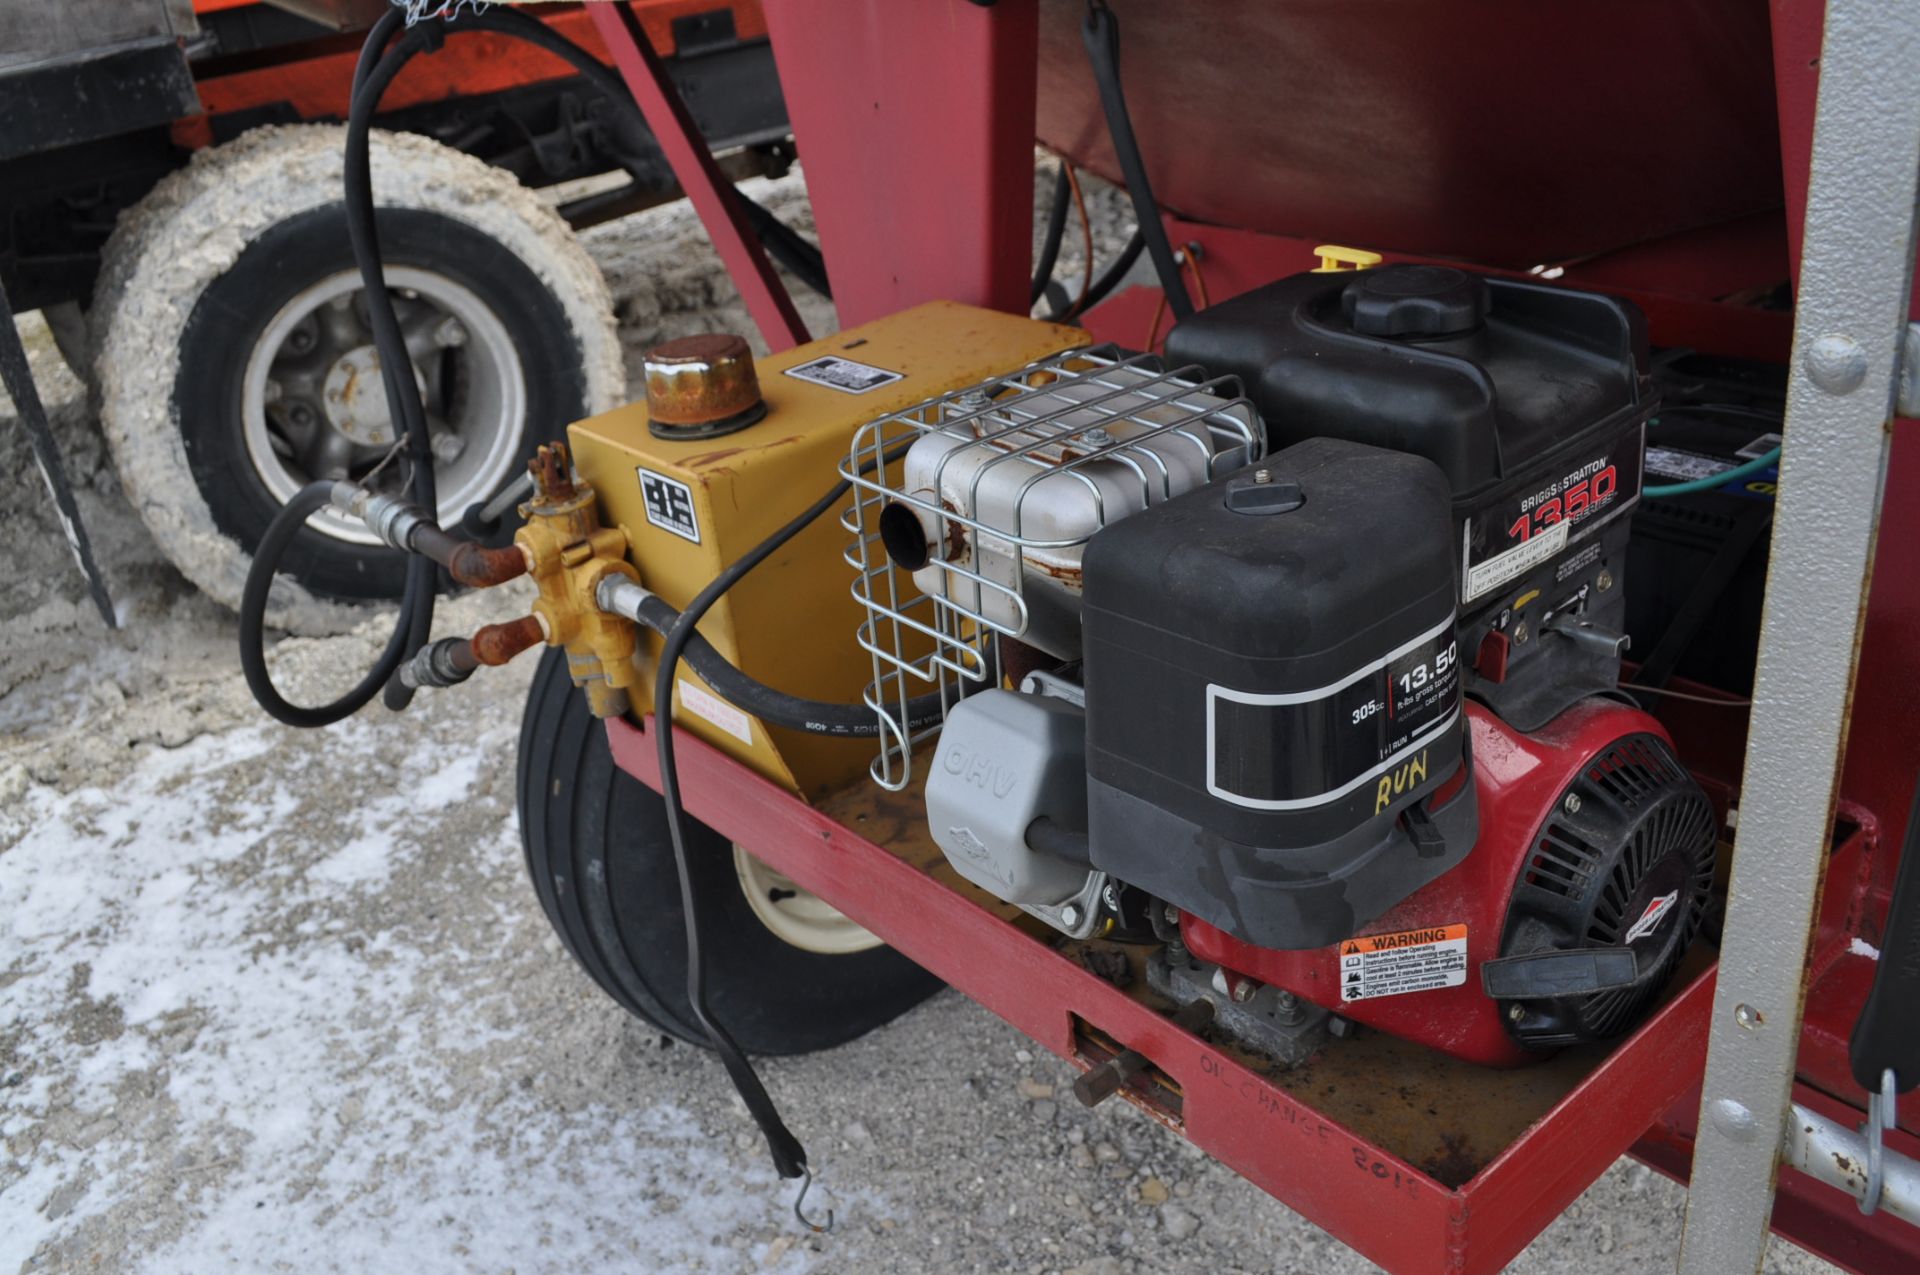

{"left": 239, "top": 481, "right": 415, "bottom": 728}
{"left": 1031, "top": 162, "right": 1072, "bottom": 307}
{"left": 240, "top": 5, "right": 843, "bottom": 1197}
{"left": 238, "top": 13, "right": 448, "bottom": 729}
{"left": 623, "top": 590, "right": 948, "bottom": 737}
{"left": 1082, "top": 2, "right": 1193, "bottom": 320}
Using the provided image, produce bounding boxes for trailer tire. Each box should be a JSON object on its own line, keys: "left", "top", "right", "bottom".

{"left": 517, "top": 648, "right": 944, "bottom": 1054}
{"left": 91, "top": 125, "right": 624, "bottom": 633}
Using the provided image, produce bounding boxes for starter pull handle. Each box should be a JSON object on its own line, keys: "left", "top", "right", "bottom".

{"left": 1849, "top": 771, "right": 1920, "bottom": 1096}
{"left": 1481, "top": 947, "right": 1640, "bottom": 1000}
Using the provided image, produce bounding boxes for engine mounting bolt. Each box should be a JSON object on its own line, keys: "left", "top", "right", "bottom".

{"left": 1253, "top": 468, "right": 1273, "bottom": 485}
{"left": 1513, "top": 621, "right": 1530, "bottom": 645}
{"left": 1233, "top": 979, "right": 1258, "bottom": 1004}
{"left": 433, "top": 316, "right": 468, "bottom": 349}
{"left": 1061, "top": 904, "right": 1082, "bottom": 929}
{"left": 1563, "top": 793, "right": 1582, "bottom": 815}
{"left": 1596, "top": 568, "right": 1614, "bottom": 592}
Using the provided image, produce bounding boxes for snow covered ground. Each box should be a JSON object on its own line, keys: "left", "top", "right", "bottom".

{"left": 0, "top": 169, "right": 1842, "bottom": 1274}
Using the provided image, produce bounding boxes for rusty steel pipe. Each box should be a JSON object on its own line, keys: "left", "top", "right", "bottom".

{"left": 469, "top": 614, "right": 547, "bottom": 667}
{"left": 408, "top": 524, "right": 531, "bottom": 588}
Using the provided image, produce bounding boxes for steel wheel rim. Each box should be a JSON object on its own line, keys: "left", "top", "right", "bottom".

{"left": 240, "top": 266, "right": 526, "bottom": 546}
{"left": 733, "top": 844, "right": 883, "bottom": 956}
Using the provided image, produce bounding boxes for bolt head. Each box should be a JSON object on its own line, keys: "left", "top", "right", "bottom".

{"left": 1060, "top": 905, "right": 1081, "bottom": 928}
{"left": 1596, "top": 569, "right": 1614, "bottom": 592}
{"left": 1707, "top": 1097, "right": 1759, "bottom": 1142}
{"left": 1805, "top": 333, "right": 1867, "bottom": 396}
{"left": 1563, "top": 793, "right": 1582, "bottom": 815}
{"left": 1232, "top": 979, "right": 1257, "bottom": 1003}
{"left": 1253, "top": 468, "right": 1273, "bottom": 485}
{"left": 433, "top": 316, "right": 468, "bottom": 349}
{"left": 1508, "top": 1003, "right": 1527, "bottom": 1023}
{"left": 431, "top": 432, "right": 465, "bottom": 464}
{"left": 1513, "top": 621, "right": 1530, "bottom": 645}
{"left": 1734, "top": 1002, "right": 1764, "bottom": 1030}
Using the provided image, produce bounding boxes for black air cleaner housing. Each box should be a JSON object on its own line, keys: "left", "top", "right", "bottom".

{"left": 1165, "top": 265, "right": 1653, "bottom": 730}
{"left": 1081, "top": 438, "right": 1477, "bottom": 950}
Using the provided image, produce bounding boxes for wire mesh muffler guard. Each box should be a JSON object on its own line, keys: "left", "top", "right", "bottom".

{"left": 842, "top": 345, "right": 1262, "bottom": 789}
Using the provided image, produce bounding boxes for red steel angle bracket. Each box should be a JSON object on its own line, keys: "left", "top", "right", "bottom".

{"left": 588, "top": 2, "right": 809, "bottom": 352}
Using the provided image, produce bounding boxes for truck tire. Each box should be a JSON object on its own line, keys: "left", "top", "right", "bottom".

{"left": 517, "top": 648, "right": 943, "bottom": 1054}
{"left": 92, "top": 124, "right": 624, "bottom": 633}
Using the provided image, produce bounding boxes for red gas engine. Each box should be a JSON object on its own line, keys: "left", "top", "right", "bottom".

{"left": 894, "top": 261, "right": 1722, "bottom": 1072}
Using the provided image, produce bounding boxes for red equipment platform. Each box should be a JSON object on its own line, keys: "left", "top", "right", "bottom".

{"left": 603, "top": 708, "right": 1893, "bottom": 1273}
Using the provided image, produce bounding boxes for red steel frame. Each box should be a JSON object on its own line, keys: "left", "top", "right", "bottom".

{"left": 583, "top": 0, "right": 1920, "bottom": 1268}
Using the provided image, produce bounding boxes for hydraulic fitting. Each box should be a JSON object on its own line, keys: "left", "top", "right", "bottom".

{"left": 327, "top": 483, "right": 529, "bottom": 587}
{"left": 515, "top": 442, "right": 642, "bottom": 718}
{"left": 399, "top": 637, "right": 478, "bottom": 690}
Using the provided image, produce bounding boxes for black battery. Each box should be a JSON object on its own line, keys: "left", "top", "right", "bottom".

{"left": 1625, "top": 405, "right": 1781, "bottom": 695}
{"left": 1165, "top": 264, "right": 1654, "bottom": 730}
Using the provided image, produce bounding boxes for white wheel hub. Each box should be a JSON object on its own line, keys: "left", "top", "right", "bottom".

{"left": 733, "top": 845, "right": 883, "bottom": 956}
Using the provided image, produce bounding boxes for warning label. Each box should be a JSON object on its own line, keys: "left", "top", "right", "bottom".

{"left": 1337, "top": 924, "right": 1468, "bottom": 1003}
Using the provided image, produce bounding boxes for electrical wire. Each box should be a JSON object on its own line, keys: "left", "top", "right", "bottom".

{"left": 1617, "top": 683, "right": 1753, "bottom": 707}
{"left": 1643, "top": 447, "right": 1781, "bottom": 499}
{"left": 1144, "top": 245, "right": 1210, "bottom": 350}
{"left": 1062, "top": 162, "right": 1094, "bottom": 316}
{"left": 1046, "top": 225, "right": 1143, "bottom": 323}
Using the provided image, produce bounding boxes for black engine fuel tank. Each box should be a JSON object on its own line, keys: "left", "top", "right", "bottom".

{"left": 1081, "top": 437, "right": 1477, "bottom": 950}
{"left": 1164, "top": 265, "right": 1653, "bottom": 730}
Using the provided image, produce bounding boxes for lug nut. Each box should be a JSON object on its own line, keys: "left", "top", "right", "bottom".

{"left": 431, "top": 432, "right": 465, "bottom": 464}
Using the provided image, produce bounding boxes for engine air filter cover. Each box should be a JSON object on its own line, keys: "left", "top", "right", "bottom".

{"left": 1497, "top": 730, "right": 1717, "bottom": 1047}
{"left": 1082, "top": 437, "right": 1476, "bottom": 950}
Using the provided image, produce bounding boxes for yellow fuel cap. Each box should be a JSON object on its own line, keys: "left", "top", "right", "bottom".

{"left": 1312, "top": 245, "right": 1384, "bottom": 273}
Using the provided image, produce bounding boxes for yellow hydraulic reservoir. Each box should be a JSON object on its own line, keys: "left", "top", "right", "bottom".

{"left": 568, "top": 301, "right": 1088, "bottom": 800}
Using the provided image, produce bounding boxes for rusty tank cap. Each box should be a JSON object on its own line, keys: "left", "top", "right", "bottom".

{"left": 643, "top": 332, "right": 767, "bottom": 440}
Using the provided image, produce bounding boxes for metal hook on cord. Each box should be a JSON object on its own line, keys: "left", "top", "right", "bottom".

{"left": 792, "top": 1165, "right": 835, "bottom": 1234}
{"left": 1862, "top": 1067, "right": 1895, "bottom": 1215}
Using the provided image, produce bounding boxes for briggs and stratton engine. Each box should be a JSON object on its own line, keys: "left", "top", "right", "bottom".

{"left": 844, "top": 263, "right": 1717, "bottom": 1068}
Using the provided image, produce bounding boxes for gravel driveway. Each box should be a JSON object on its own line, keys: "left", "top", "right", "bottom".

{"left": 0, "top": 170, "right": 1840, "bottom": 1275}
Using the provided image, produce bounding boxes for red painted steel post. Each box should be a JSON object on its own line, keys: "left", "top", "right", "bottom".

{"left": 587, "top": 2, "right": 810, "bottom": 352}
{"left": 762, "top": 0, "right": 1039, "bottom": 326}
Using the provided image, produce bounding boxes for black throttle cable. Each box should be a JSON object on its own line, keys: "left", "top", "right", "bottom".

{"left": 1081, "top": 1, "right": 1193, "bottom": 320}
